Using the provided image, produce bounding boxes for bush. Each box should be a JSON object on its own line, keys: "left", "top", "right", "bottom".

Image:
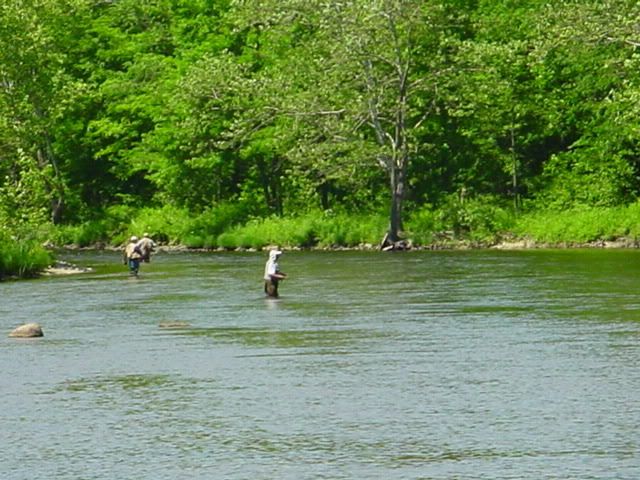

{"left": 190, "top": 202, "right": 251, "bottom": 237}
{"left": 128, "top": 205, "right": 192, "bottom": 245}
{"left": 216, "top": 231, "right": 239, "bottom": 249}
{"left": 320, "top": 213, "right": 386, "bottom": 246}
{"left": 211, "top": 211, "right": 387, "bottom": 250}
{"left": 123, "top": 202, "right": 252, "bottom": 247}
{"left": 0, "top": 233, "right": 52, "bottom": 279}
{"left": 408, "top": 196, "right": 515, "bottom": 244}
{"left": 49, "top": 221, "right": 110, "bottom": 247}
{"left": 406, "top": 207, "right": 442, "bottom": 245}
{"left": 534, "top": 151, "right": 635, "bottom": 210}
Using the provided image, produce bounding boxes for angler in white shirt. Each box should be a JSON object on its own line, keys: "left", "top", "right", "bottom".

{"left": 263, "top": 249, "right": 287, "bottom": 298}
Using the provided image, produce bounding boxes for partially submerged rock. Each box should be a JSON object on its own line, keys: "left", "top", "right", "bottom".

{"left": 9, "top": 323, "right": 44, "bottom": 338}
{"left": 159, "top": 321, "right": 191, "bottom": 329}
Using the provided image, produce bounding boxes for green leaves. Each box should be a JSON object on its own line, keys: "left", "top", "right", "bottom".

{"left": 4, "top": 0, "right": 640, "bottom": 245}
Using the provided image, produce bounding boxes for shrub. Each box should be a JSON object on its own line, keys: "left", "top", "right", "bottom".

{"left": 190, "top": 202, "right": 251, "bottom": 237}
{"left": 210, "top": 211, "right": 386, "bottom": 250}
{"left": 408, "top": 196, "right": 515, "bottom": 244}
{"left": 128, "top": 205, "right": 192, "bottom": 244}
{"left": 406, "top": 207, "right": 441, "bottom": 245}
{"left": 50, "top": 221, "right": 110, "bottom": 247}
{"left": 534, "top": 151, "right": 635, "bottom": 210}
{"left": 0, "top": 233, "right": 52, "bottom": 279}
{"left": 216, "top": 231, "right": 239, "bottom": 249}
{"left": 182, "top": 234, "right": 205, "bottom": 249}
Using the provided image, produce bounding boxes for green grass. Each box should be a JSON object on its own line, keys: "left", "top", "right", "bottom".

{"left": 0, "top": 236, "right": 53, "bottom": 279}
{"left": 213, "top": 212, "right": 388, "bottom": 250}
{"left": 43, "top": 198, "right": 640, "bottom": 252}
{"left": 513, "top": 203, "right": 640, "bottom": 244}
{"left": 406, "top": 196, "right": 517, "bottom": 245}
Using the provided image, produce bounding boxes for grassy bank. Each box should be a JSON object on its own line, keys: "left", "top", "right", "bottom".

{"left": 5, "top": 201, "right": 640, "bottom": 280}
{"left": 0, "top": 234, "right": 53, "bottom": 280}
{"left": 39, "top": 199, "right": 640, "bottom": 252}
{"left": 512, "top": 203, "right": 640, "bottom": 244}
{"left": 47, "top": 205, "right": 392, "bottom": 250}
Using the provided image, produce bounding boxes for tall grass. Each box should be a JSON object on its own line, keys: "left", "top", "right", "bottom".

{"left": 215, "top": 211, "right": 388, "bottom": 249}
{"left": 44, "top": 198, "right": 640, "bottom": 252}
{"left": 48, "top": 202, "right": 252, "bottom": 248}
{"left": 513, "top": 203, "right": 640, "bottom": 243}
{"left": 0, "top": 236, "right": 52, "bottom": 279}
{"left": 406, "top": 196, "right": 516, "bottom": 245}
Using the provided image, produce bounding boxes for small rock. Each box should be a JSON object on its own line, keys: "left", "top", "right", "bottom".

{"left": 9, "top": 323, "right": 44, "bottom": 338}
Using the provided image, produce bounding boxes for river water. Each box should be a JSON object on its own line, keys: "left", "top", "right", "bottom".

{"left": 1, "top": 249, "right": 640, "bottom": 479}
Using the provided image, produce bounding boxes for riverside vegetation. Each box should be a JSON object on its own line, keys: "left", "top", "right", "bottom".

{"left": 3, "top": 1, "right": 640, "bottom": 277}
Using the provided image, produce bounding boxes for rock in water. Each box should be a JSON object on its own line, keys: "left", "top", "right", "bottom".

{"left": 159, "top": 321, "right": 191, "bottom": 329}
{"left": 9, "top": 323, "right": 44, "bottom": 338}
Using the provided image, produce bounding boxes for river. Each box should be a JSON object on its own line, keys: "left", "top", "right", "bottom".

{"left": 1, "top": 249, "right": 640, "bottom": 479}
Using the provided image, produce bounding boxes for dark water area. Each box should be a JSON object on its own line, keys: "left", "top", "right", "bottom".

{"left": 2, "top": 249, "right": 640, "bottom": 479}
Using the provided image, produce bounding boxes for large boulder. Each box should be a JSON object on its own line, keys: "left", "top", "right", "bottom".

{"left": 9, "top": 323, "right": 44, "bottom": 338}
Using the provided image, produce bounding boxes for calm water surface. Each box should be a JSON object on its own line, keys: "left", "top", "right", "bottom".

{"left": 1, "top": 249, "right": 640, "bottom": 479}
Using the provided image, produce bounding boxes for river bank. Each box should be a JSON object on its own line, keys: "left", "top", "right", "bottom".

{"left": 36, "top": 203, "right": 640, "bottom": 257}
{"left": 50, "top": 234, "right": 640, "bottom": 255}
{"left": 5, "top": 233, "right": 639, "bottom": 281}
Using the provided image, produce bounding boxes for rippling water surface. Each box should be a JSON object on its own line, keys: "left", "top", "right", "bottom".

{"left": 2, "top": 249, "right": 640, "bottom": 479}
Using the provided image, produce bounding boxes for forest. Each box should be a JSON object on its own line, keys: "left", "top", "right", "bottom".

{"left": 2, "top": 0, "right": 640, "bottom": 277}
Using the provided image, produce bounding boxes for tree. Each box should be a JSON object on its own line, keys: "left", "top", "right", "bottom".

{"left": 0, "top": 0, "right": 87, "bottom": 224}
{"left": 228, "top": 0, "right": 471, "bottom": 244}
{"left": 525, "top": 0, "right": 640, "bottom": 208}
{"left": 89, "top": 0, "right": 244, "bottom": 211}
{"left": 445, "top": 2, "right": 551, "bottom": 209}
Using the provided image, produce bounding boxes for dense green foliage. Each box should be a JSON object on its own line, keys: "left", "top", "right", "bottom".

{"left": 3, "top": 0, "right": 640, "bottom": 275}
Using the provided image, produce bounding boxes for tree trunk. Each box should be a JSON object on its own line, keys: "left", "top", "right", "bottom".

{"left": 388, "top": 164, "right": 405, "bottom": 242}
{"left": 37, "top": 142, "right": 65, "bottom": 225}
{"left": 510, "top": 118, "right": 520, "bottom": 211}
{"left": 386, "top": 53, "right": 410, "bottom": 247}
{"left": 51, "top": 197, "right": 64, "bottom": 224}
